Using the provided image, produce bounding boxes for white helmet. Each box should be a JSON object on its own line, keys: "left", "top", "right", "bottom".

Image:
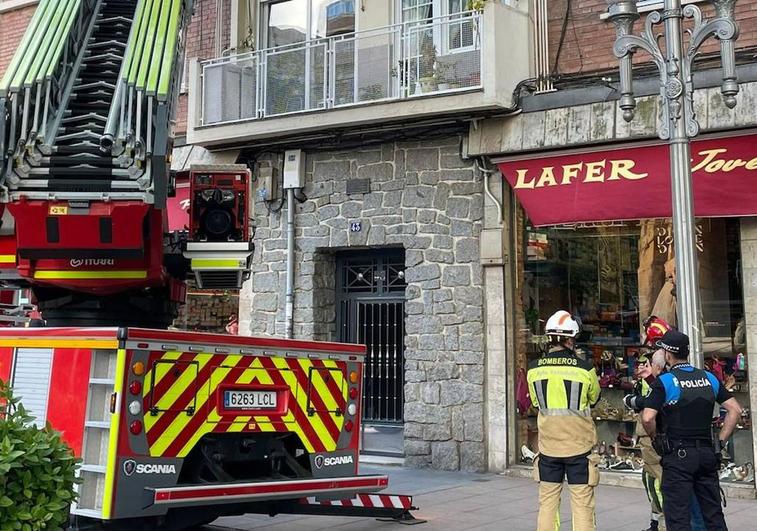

{"left": 545, "top": 310, "right": 580, "bottom": 338}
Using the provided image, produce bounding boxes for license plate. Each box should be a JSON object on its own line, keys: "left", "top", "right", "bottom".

{"left": 223, "top": 390, "right": 277, "bottom": 410}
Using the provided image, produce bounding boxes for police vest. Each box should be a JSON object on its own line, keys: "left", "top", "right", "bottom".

{"left": 659, "top": 363, "right": 719, "bottom": 440}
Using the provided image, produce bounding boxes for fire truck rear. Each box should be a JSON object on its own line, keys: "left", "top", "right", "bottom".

{"left": 0, "top": 327, "right": 417, "bottom": 529}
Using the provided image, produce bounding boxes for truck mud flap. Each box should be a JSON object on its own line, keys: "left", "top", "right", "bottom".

{"left": 144, "top": 475, "right": 389, "bottom": 509}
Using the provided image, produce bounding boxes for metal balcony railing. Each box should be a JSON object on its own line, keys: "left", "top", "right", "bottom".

{"left": 199, "top": 11, "right": 483, "bottom": 127}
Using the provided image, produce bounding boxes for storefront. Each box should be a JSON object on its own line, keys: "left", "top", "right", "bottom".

{"left": 495, "top": 131, "right": 757, "bottom": 494}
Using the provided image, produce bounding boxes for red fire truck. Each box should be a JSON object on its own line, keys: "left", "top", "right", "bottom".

{"left": 0, "top": 327, "right": 415, "bottom": 528}
{"left": 0, "top": 0, "right": 417, "bottom": 528}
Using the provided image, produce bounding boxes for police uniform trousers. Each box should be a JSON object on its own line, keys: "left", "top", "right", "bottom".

{"left": 535, "top": 453, "right": 598, "bottom": 531}
{"left": 661, "top": 442, "right": 727, "bottom": 531}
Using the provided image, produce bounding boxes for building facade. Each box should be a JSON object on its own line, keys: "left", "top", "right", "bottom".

{"left": 186, "top": 0, "right": 530, "bottom": 469}
{"left": 4, "top": 0, "right": 757, "bottom": 494}
{"left": 465, "top": 0, "right": 757, "bottom": 496}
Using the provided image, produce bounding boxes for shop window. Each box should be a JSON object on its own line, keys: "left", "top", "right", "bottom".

{"left": 514, "top": 215, "right": 753, "bottom": 484}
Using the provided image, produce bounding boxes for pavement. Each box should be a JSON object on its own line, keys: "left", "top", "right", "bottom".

{"left": 209, "top": 465, "right": 757, "bottom": 530}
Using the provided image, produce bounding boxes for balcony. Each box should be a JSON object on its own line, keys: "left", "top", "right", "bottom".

{"left": 187, "top": 4, "right": 531, "bottom": 147}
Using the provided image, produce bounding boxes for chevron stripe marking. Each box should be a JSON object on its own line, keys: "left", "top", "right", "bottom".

{"left": 285, "top": 358, "right": 341, "bottom": 443}
{"left": 163, "top": 354, "right": 256, "bottom": 457}
{"left": 259, "top": 356, "right": 326, "bottom": 453}
{"left": 144, "top": 351, "right": 195, "bottom": 400}
{"left": 144, "top": 354, "right": 229, "bottom": 452}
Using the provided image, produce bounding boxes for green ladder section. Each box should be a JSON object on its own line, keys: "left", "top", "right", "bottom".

{"left": 0, "top": 0, "right": 82, "bottom": 95}
{"left": 121, "top": 0, "right": 183, "bottom": 101}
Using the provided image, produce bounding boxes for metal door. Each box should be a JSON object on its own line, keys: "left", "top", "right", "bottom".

{"left": 336, "top": 251, "right": 406, "bottom": 455}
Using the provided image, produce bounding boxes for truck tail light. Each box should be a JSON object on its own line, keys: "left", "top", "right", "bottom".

{"left": 132, "top": 361, "right": 145, "bottom": 376}
{"left": 129, "top": 381, "right": 142, "bottom": 395}
{"left": 130, "top": 421, "right": 143, "bottom": 435}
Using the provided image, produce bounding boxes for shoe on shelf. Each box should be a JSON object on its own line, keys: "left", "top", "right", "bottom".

{"left": 719, "top": 463, "right": 736, "bottom": 481}
{"left": 617, "top": 432, "right": 635, "bottom": 447}
{"left": 608, "top": 458, "right": 633, "bottom": 471}
{"left": 521, "top": 444, "right": 537, "bottom": 463}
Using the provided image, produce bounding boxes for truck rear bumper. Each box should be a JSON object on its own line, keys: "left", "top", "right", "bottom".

{"left": 146, "top": 475, "right": 389, "bottom": 508}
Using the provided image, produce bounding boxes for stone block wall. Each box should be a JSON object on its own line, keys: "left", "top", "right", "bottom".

{"left": 239, "top": 136, "right": 488, "bottom": 471}
{"left": 739, "top": 219, "right": 757, "bottom": 471}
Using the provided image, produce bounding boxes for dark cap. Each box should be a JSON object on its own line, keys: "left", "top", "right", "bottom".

{"left": 655, "top": 330, "right": 689, "bottom": 357}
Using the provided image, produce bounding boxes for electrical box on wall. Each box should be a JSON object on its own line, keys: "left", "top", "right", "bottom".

{"left": 481, "top": 228, "right": 505, "bottom": 266}
{"left": 283, "top": 149, "right": 305, "bottom": 189}
{"left": 256, "top": 166, "right": 278, "bottom": 202}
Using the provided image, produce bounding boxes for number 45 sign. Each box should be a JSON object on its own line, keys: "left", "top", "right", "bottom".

{"left": 350, "top": 221, "right": 362, "bottom": 233}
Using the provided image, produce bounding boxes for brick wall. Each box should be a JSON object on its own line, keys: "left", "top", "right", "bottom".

{"left": 548, "top": 0, "right": 757, "bottom": 77}
{"left": 0, "top": 5, "right": 36, "bottom": 78}
{"left": 173, "top": 291, "right": 239, "bottom": 333}
{"left": 176, "top": 0, "right": 229, "bottom": 135}
{"left": 0, "top": 0, "right": 227, "bottom": 135}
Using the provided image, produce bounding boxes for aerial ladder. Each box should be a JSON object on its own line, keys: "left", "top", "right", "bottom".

{"left": 0, "top": 0, "right": 195, "bottom": 327}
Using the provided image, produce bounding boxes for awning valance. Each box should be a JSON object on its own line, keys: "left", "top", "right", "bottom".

{"left": 496, "top": 132, "right": 757, "bottom": 226}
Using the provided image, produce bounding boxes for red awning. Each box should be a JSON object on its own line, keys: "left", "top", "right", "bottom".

{"left": 167, "top": 180, "right": 190, "bottom": 232}
{"left": 496, "top": 132, "right": 757, "bottom": 226}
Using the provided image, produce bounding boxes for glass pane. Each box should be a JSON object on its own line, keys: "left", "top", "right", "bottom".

{"left": 448, "top": 0, "right": 464, "bottom": 14}
{"left": 265, "top": 48, "right": 306, "bottom": 115}
{"left": 402, "top": 0, "right": 433, "bottom": 24}
{"left": 312, "top": 0, "right": 355, "bottom": 38}
{"left": 513, "top": 215, "right": 753, "bottom": 485}
{"left": 267, "top": 0, "right": 307, "bottom": 47}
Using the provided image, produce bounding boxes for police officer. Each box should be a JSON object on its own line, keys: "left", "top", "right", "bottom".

{"left": 641, "top": 330, "right": 743, "bottom": 531}
{"left": 528, "top": 310, "right": 601, "bottom": 531}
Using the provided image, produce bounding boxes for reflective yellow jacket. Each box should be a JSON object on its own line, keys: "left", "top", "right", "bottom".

{"left": 527, "top": 347, "right": 601, "bottom": 457}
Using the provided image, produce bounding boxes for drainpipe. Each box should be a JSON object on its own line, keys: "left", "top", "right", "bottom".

{"left": 285, "top": 187, "right": 295, "bottom": 339}
{"left": 475, "top": 158, "right": 503, "bottom": 226}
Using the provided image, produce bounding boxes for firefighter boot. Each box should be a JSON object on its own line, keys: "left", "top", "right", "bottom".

{"left": 568, "top": 484, "right": 596, "bottom": 531}
{"left": 537, "top": 481, "right": 563, "bottom": 531}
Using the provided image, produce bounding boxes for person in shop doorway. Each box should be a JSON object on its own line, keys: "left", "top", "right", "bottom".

{"left": 527, "top": 310, "right": 601, "bottom": 531}
{"left": 641, "top": 330, "right": 742, "bottom": 531}
{"left": 624, "top": 317, "right": 706, "bottom": 531}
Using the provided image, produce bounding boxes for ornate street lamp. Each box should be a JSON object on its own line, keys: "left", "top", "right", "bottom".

{"left": 606, "top": 0, "right": 739, "bottom": 368}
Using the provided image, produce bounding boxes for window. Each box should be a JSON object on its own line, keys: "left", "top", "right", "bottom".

{"left": 261, "top": 0, "right": 355, "bottom": 48}
{"left": 513, "top": 216, "right": 753, "bottom": 483}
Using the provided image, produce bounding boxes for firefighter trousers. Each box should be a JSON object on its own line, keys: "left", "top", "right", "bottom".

{"left": 535, "top": 453, "right": 598, "bottom": 531}
{"left": 661, "top": 445, "right": 727, "bottom": 531}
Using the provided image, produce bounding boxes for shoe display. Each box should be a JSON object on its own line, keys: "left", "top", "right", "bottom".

{"left": 617, "top": 432, "right": 636, "bottom": 447}
{"left": 744, "top": 462, "right": 754, "bottom": 483}
{"left": 521, "top": 444, "right": 537, "bottom": 463}
{"left": 720, "top": 463, "right": 736, "bottom": 481}
{"left": 608, "top": 457, "right": 633, "bottom": 471}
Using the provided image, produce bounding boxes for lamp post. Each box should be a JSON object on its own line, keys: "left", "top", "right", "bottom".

{"left": 606, "top": 0, "right": 739, "bottom": 368}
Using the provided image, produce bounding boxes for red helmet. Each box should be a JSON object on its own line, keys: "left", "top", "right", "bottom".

{"left": 643, "top": 316, "right": 672, "bottom": 346}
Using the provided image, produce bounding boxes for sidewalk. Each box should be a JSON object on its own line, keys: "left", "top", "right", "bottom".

{"left": 211, "top": 465, "right": 757, "bottom": 530}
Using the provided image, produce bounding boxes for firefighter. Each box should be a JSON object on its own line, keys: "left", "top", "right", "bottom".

{"left": 528, "top": 310, "right": 601, "bottom": 531}
{"left": 629, "top": 317, "right": 672, "bottom": 531}
{"left": 641, "top": 330, "right": 743, "bottom": 531}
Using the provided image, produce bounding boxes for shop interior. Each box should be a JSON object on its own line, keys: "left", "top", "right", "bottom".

{"left": 514, "top": 216, "right": 753, "bottom": 483}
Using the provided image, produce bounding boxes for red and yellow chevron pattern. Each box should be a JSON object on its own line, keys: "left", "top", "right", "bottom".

{"left": 141, "top": 352, "right": 348, "bottom": 457}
